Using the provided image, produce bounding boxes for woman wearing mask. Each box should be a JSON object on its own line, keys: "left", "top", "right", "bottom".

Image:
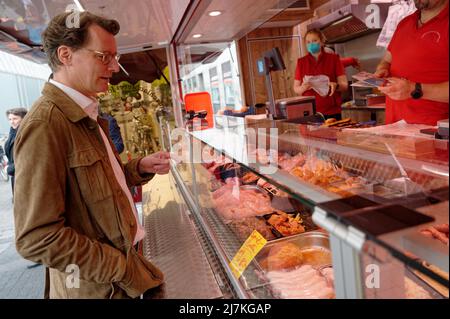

{"left": 294, "top": 29, "right": 348, "bottom": 120}
{"left": 5, "top": 108, "right": 28, "bottom": 197}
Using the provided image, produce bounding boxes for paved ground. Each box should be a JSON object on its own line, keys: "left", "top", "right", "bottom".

{"left": 0, "top": 179, "right": 45, "bottom": 299}
{"left": 0, "top": 178, "right": 144, "bottom": 299}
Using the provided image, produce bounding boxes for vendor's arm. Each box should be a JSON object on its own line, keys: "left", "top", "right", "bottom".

{"left": 329, "top": 56, "right": 348, "bottom": 96}
{"left": 329, "top": 75, "right": 349, "bottom": 96}
{"left": 378, "top": 79, "right": 449, "bottom": 103}
{"left": 374, "top": 51, "right": 392, "bottom": 78}
{"left": 341, "top": 57, "right": 361, "bottom": 70}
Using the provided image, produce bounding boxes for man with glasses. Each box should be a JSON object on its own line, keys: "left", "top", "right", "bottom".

{"left": 13, "top": 11, "right": 170, "bottom": 298}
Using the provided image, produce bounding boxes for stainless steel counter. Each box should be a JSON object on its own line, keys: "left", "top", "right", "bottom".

{"left": 141, "top": 173, "right": 224, "bottom": 299}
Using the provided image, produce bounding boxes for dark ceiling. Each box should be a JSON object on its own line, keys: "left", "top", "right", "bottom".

{"left": 110, "top": 48, "right": 168, "bottom": 85}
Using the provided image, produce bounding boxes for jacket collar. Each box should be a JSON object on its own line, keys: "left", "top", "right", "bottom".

{"left": 42, "top": 82, "right": 90, "bottom": 123}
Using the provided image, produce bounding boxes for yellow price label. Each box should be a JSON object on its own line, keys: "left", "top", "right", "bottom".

{"left": 229, "top": 230, "right": 267, "bottom": 278}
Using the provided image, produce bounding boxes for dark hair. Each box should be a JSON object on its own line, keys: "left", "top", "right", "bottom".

{"left": 305, "top": 29, "right": 325, "bottom": 43}
{"left": 41, "top": 11, "right": 120, "bottom": 72}
{"left": 6, "top": 108, "right": 28, "bottom": 119}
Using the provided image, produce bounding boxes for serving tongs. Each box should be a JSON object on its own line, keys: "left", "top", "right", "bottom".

{"left": 384, "top": 142, "right": 424, "bottom": 196}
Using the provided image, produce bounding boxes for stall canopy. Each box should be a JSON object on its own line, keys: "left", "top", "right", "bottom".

{"left": 111, "top": 48, "right": 168, "bottom": 85}
{"left": 0, "top": 50, "right": 50, "bottom": 80}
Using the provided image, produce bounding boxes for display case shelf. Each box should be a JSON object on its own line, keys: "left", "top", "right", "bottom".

{"left": 158, "top": 116, "right": 449, "bottom": 299}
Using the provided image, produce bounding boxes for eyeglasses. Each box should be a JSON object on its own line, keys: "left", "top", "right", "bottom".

{"left": 83, "top": 48, "right": 121, "bottom": 65}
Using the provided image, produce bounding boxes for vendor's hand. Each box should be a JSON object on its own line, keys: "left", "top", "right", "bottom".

{"left": 139, "top": 151, "right": 171, "bottom": 175}
{"left": 354, "top": 59, "right": 362, "bottom": 71}
{"left": 377, "top": 77, "right": 414, "bottom": 101}
{"left": 374, "top": 68, "right": 390, "bottom": 78}
{"left": 328, "top": 82, "right": 338, "bottom": 96}
{"left": 300, "top": 82, "right": 312, "bottom": 92}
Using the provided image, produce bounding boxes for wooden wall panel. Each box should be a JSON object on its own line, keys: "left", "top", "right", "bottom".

{"left": 238, "top": 36, "right": 252, "bottom": 106}
{"left": 238, "top": 28, "right": 301, "bottom": 106}
{"left": 246, "top": 26, "right": 300, "bottom": 39}
{"left": 237, "top": 1, "right": 333, "bottom": 106}
{"left": 248, "top": 37, "right": 301, "bottom": 104}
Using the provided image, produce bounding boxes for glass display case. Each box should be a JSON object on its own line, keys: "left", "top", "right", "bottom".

{"left": 153, "top": 115, "right": 448, "bottom": 299}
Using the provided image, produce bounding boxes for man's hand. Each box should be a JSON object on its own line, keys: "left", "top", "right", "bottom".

{"left": 139, "top": 151, "right": 171, "bottom": 175}
{"left": 377, "top": 77, "right": 414, "bottom": 100}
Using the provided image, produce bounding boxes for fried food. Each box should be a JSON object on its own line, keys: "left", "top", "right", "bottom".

{"left": 267, "top": 211, "right": 305, "bottom": 237}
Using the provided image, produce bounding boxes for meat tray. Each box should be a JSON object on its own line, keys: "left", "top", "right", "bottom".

{"left": 253, "top": 231, "right": 334, "bottom": 298}
{"left": 255, "top": 231, "right": 332, "bottom": 271}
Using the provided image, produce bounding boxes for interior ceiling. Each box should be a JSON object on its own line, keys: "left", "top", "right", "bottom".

{"left": 0, "top": 0, "right": 190, "bottom": 51}
{"left": 183, "top": 0, "right": 301, "bottom": 44}
{"left": 110, "top": 48, "right": 168, "bottom": 85}
{"left": 0, "top": 0, "right": 332, "bottom": 80}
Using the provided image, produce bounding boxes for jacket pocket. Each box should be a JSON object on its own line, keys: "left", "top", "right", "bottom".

{"left": 69, "top": 148, "right": 113, "bottom": 203}
{"left": 69, "top": 148, "right": 123, "bottom": 246}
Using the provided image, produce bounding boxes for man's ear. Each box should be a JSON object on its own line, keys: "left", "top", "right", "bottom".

{"left": 57, "top": 46, "right": 73, "bottom": 66}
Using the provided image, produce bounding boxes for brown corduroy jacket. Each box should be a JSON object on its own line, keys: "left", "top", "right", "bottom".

{"left": 13, "top": 82, "right": 164, "bottom": 299}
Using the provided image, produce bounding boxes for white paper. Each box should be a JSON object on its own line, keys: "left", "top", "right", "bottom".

{"left": 343, "top": 120, "right": 436, "bottom": 139}
{"left": 304, "top": 75, "right": 329, "bottom": 97}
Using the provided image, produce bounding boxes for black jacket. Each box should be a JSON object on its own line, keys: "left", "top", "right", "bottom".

{"left": 5, "top": 126, "right": 17, "bottom": 176}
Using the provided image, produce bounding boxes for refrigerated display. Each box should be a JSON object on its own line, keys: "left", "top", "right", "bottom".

{"left": 141, "top": 117, "right": 449, "bottom": 299}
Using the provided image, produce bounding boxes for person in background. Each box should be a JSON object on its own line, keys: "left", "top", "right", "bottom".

{"left": 294, "top": 29, "right": 349, "bottom": 120}
{"left": 4, "top": 107, "right": 28, "bottom": 196}
{"left": 100, "top": 111, "right": 124, "bottom": 154}
{"left": 14, "top": 11, "right": 170, "bottom": 299}
{"left": 324, "top": 46, "right": 361, "bottom": 70}
{"left": 374, "top": 0, "right": 448, "bottom": 125}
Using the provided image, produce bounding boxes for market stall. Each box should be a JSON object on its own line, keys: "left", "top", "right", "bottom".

{"left": 137, "top": 0, "right": 449, "bottom": 299}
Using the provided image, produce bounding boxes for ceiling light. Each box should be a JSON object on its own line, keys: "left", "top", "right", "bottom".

{"left": 192, "top": 34, "right": 203, "bottom": 38}
{"left": 208, "top": 11, "right": 222, "bottom": 17}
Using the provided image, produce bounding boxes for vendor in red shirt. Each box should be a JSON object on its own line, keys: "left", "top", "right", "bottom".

{"left": 294, "top": 29, "right": 348, "bottom": 120}
{"left": 375, "top": 0, "right": 449, "bottom": 126}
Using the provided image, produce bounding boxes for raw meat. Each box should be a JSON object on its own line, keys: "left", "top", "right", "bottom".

{"left": 212, "top": 184, "right": 274, "bottom": 220}
{"left": 266, "top": 265, "right": 335, "bottom": 299}
{"left": 279, "top": 153, "right": 306, "bottom": 172}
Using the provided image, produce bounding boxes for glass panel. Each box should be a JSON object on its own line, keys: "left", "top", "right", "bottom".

{"left": 177, "top": 41, "right": 243, "bottom": 116}
{"left": 173, "top": 118, "right": 448, "bottom": 297}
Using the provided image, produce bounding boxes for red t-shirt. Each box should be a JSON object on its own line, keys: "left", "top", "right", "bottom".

{"left": 386, "top": 4, "right": 449, "bottom": 125}
{"left": 295, "top": 50, "right": 345, "bottom": 115}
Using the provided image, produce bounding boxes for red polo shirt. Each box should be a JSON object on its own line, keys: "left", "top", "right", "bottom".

{"left": 386, "top": 4, "right": 449, "bottom": 125}
{"left": 295, "top": 50, "right": 345, "bottom": 115}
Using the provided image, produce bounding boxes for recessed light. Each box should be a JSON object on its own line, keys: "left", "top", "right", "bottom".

{"left": 208, "top": 11, "right": 222, "bottom": 17}
{"left": 192, "top": 34, "right": 202, "bottom": 38}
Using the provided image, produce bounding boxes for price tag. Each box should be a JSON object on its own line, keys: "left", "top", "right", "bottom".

{"left": 229, "top": 230, "right": 267, "bottom": 278}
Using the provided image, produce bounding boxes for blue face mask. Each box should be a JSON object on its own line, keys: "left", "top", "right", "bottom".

{"left": 307, "top": 42, "right": 321, "bottom": 54}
